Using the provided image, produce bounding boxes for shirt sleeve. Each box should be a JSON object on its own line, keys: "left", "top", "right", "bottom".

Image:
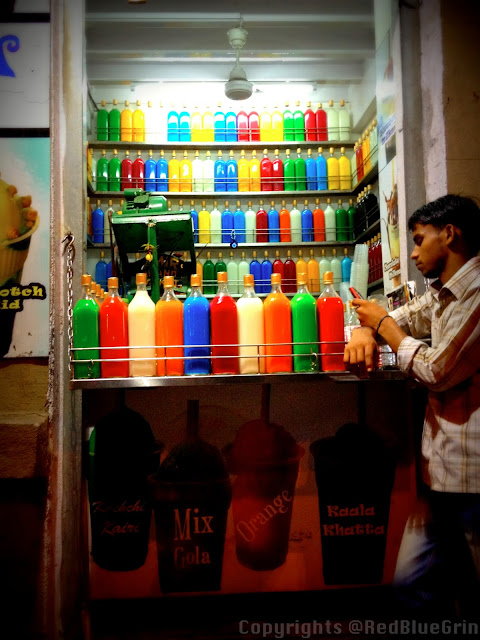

{"left": 396, "top": 292, "right": 480, "bottom": 392}
{"left": 390, "top": 291, "right": 434, "bottom": 338}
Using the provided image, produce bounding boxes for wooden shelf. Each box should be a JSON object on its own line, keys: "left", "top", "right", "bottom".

{"left": 88, "top": 139, "right": 357, "bottom": 151}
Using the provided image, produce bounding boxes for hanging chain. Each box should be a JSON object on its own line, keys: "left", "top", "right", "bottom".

{"left": 62, "top": 233, "right": 75, "bottom": 368}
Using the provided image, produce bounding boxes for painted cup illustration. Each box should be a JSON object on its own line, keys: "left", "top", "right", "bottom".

{"left": 384, "top": 187, "right": 400, "bottom": 261}
{"left": 0, "top": 176, "right": 40, "bottom": 356}
{"left": 227, "top": 419, "right": 304, "bottom": 571}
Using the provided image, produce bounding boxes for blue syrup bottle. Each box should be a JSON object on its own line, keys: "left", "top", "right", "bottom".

{"left": 214, "top": 150, "right": 227, "bottom": 192}
{"left": 301, "top": 200, "right": 314, "bottom": 242}
{"left": 183, "top": 274, "right": 211, "bottom": 375}
{"left": 305, "top": 148, "right": 318, "bottom": 190}
{"left": 226, "top": 150, "right": 238, "bottom": 192}
{"left": 221, "top": 200, "right": 234, "bottom": 243}
{"left": 260, "top": 250, "right": 273, "bottom": 294}
{"left": 233, "top": 200, "right": 246, "bottom": 244}
{"left": 156, "top": 150, "right": 169, "bottom": 191}
{"left": 316, "top": 147, "right": 328, "bottom": 190}
{"left": 267, "top": 200, "right": 280, "bottom": 243}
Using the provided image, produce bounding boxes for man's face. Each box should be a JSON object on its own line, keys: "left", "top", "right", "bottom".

{"left": 410, "top": 223, "right": 448, "bottom": 279}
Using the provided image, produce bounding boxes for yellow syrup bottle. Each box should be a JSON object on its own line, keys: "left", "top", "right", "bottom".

{"left": 196, "top": 252, "right": 204, "bottom": 292}
{"left": 260, "top": 106, "right": 273, "bottom": 142}
{"left": 198, "top": 199, "right": 211, "bottom": 244}
{"left": 271, "top": 105, "right": 284, "bottom": 142}
{"left": 296, "top": 249, "right": 307, "bottom": 286}
{"left": 120, "top": 100, "right": 133, "bottom": 141}
{"left": 202, "top": 106, "right": 215, "bottom": 142}
{"left": 363, "top": 130, "right": 371, "bottom": 173}
{"left": 238, "top": 149, "right": 250, "bottom": 192}
{"left": 133, "top": 100, "right": 145, "bottom": 142}
{"left": 327, "top": 146, "right": 340, "bottom": 190}
{"left": 168, "top": 150, "right": 180, "bottom": 192}
{"left": 180, "top": 150, "right": 192, "bottom": 192}
{"left": 339, "top": 146, "right": 352, "bottom": 190}
{"left": 191, "top": 106, "right": 202, "bottom": 142}
{"left": 307, "top": 248, "right": 320, "bottom": 293}
{"left": 249, "top": 149, "right": 261, "bottom": 191}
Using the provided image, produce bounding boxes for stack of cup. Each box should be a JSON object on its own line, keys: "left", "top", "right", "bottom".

{"left": 349, "top": 244, "right": 369, "bottom": 298}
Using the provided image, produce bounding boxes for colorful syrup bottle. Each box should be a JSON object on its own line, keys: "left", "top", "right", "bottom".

{"left": 133, "top": 100, "right": 145, "bottom": 142}
{"left": 214, "top": 103, "right": 226, "bottom": 142}
{"left": 248, "top": 107, "right": 260, "bottom": 141}
{"left": 317, "top": 271, "right": 345, "bottom": 371}
{"left": 370, "top": 119, "right": 378, "bottom": 167}
{"left": 268, "top": 201, "right": 280, "bottom": 243}
{"left": 155, "top": 275, "right": 183, "bottom": 376}
{"left": 237, "top": 108, "right": 249, "bottom": 142}
{"left": 73, "top": 274, "right": 100, "bottom": 379}
{"left": 108, "top": 98, "right": 120, "bottom": 141}
{"left": 284, "top": 148, "right": 296, "bottom": 191}
{"left": 96, "top": 149, "right": 109, "bottom": 192}
{"left": 272, "top": 149, "right": 284, "bottom": 191}
{"left": 351, "top": 143, "right": 358, "bottom": 186}
{"left": 295, "top": 147, "right": 307, "bottom": 191}
{"left": 327, "top": 100, "right": 339, "bottom": 141}
{"left": 362, "top": 133, "right": 371, "bottom": 174}
{"left": 202, "top": 251, "right": 215, "bottom": 295}
{"left": 215, "top": 252, "right": 227, "bottom": 286}
{"left": 128, "top": 272, "right": 155, "bottom": 377}
{"left": 293, "top": 101, "right": 305, "bottom": 142}
{"left": 209, "top": 200, "right": 222, "bottom": 243}
{"left": 256, "top": 200, "right": 268, "bottom": 243}
{"left": 210, "top": 271, "right": 239, "bottom": 374}
{"left": 156, "top": 150, "right": 168, "bottom": 192}
{"left": 319, "top": 249, "right": 331, "bottom": 284}
{"left": 307, "top": 249, "right": 320, "bottom": 293}
{"left": 100, "top": 276, "right": 129, "bottom": 378}
{"left": 260, "top": 148, "right": 273, "bottom": 191}
{"left": 283, "top": 249, "right": 297, "bottom": 293}
{"left": 316, "top": 147, "right": 328, "bottom": 190}
{"left": 260, "top": 107, "right": 272, "bottom": 142}
{"left": 339, "top": 146, "right": 352, "bottom": 190}
{"left": 324, "top": 198, "right": 336, "bottom": 241}
{"left": 190, "top": 200, "right": 198, "bottom": 243}
{"left": 341, "top": 248, "right": 352, "bottom": 282}
{"left": 249, "top": 250, "right": 261, "bottom": 287}
{"left": 260, "top": 250, "right": 273, "bottom": 294}
{"left": 238, "top": 251, "right": 250, "bottom": 287}
{"left": 180, "top": 150, "right": 192, "bottom": 192}
{"left": 290, "top": 199, "right": 302, "bottom": 243}
{"left": 338, "top": 99, "right": 350, "bottom": 140}
{"left": 120, "top": 100, "right": 133, "bottom": 141}
{"left": 313, "top": 198, "right": 325, "bottom": 241}
{"left": 227, "top": 250, "right": 239, "bottom": 295}
{"left": 264, "top": 273, "right": 292, "bottom": 373}
{"left": 226, "top": 150, "right": 238, "bottom": 192}
{"left": 335, "top": 199, "right": 348, "bottom": 242}
{"left": 330, "top": 248, "right": 342, "bottom": 290}
{"left": 283, "top": 101, "right": 294, "bottom": 141}
{"left": 234, "top": 200, "right": 246, "bottom": 244}
{"left": 195, "top": 251, "right": 204, "bottom": 292}
{"left": 221, "top": 201, "right": 234, "bottom": 243}
{"left": 133, "top": 150, "right": 145, "bottom": 189}
{"left": 203, "top": 106, "right": 215, "bottom": 142}
{"left": 304, "top": 101, "right": 316, "bottom": 141}
{"left": 355, "top": 138, "right": 364, "bottom": 182}
{"left": 249, "top": 150, "right": 261, "bottom": 191}
{"left": 95, "top": 251, "right": 108, "bottom": 289}
{"left": 305, "top": 148, "right": 317, "bottom": 190}
{"left": 291, "top": 273, "right": 319, "bottom": 372}
{"left": 167, "top": 105, "right": 180, "bottom": 142}
{"left": 272, "top": 250, "right": 285, "bottom": 279}
{"left": 238, "top": 149, "right": 250, "bottom": 192}
{"left": 92, "top": 200, "right": 104, "bottom": 243}
{"left": 347, "top": 198, "right": 356, "bottom": 241}
{"left": 296, "top": 249, "right": 307, "bottom": 286}
{"left": 192, "top": 150, "right": 204, "bottom": 192}
{"left": 214, "top": 150, "right": 227, "bottom": 192}
{"left": 198, "top": 200, "right": 210, "bottom": 244}
{"left": 97, "top": 100, "right": 108, "bottom": 141}
{"left": 271, "top": 106, "right": 284, "bottom": 141}
{"left": 237, "top": 273, "right": 265, "bottom": 374}
{"left": 225, "top": 108, "right": 237, "bottom": 142}
{"left": 168, "top": 150, "right": 181, "bottom": 192}
{"left": 145, "top": 100, "right": 157, "bottom": 143}
{"left": 301, "top": 199, "right": 313, "bottom": 242}
{"left": 190, "top": 106, "right": 202, "bottom": 142}
{"left": 279, "top": 200, "right": 291, "bottom": 242}
{"left": 183, "top": 273, "right": 210, "bottom": 375}
{"left": 144, "top": 150, "right": 156, "bottom": 192}
{"left": 327, "top": 147, "right": 340, "bottom": 190}
{"left": 245, "top": 201, "right": 256, "bottom": 242}
{"left": 315, "top": 103, "right": 327, "bottom": 141}
{"left": 203, "top": 150, "right": 215, "bottom": 192}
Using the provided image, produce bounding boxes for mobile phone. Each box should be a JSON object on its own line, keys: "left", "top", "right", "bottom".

{"left": 349, "top": 286, "right": 364, "bottom": 299}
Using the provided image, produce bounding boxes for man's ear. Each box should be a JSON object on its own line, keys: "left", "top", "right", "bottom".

{"left": 443, "top": 223, "right": 458, "bottom": 246}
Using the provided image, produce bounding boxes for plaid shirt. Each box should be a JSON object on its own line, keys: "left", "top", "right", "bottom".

{"left": 391, "top": 256, "right": 480, "bottom": 493}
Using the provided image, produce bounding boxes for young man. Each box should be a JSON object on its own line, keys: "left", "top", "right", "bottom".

{"left": 344, "top": 194, "right": 480, "bottom": 618}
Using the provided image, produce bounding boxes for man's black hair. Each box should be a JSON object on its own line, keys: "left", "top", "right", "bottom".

{"left": 408, "top": 194, "right": 480, "bottom": 255}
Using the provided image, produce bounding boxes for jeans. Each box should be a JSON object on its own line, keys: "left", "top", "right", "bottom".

{"left": 393, "top": 488, "right": 480, "bottom": 619}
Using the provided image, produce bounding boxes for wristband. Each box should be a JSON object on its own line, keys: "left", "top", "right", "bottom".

{"left": 375, "top": 314, "right": 391, "bottom": 340}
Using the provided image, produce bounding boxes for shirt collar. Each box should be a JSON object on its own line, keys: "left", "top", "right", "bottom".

{"left": 430, "top": 256, "right": 480, "bottom": 300}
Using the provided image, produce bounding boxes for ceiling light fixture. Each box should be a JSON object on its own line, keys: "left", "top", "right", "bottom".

{"left": 224, "top": 25, "right": 252, "bottom": 101}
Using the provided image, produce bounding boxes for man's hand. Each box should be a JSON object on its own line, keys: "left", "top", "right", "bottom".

{"left": 344, "top": 326, "right": 377, "bottom": 373}
{"left": 351, "top": 299, "right": 389, "bottom": 330}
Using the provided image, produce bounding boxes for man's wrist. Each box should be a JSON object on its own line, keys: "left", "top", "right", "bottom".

{"left": 353, "top": 325, "right": 376, "bottom": 337}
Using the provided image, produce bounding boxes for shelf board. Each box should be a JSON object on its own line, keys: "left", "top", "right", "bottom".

{"left": 88, "top": 139, "right": 357, "bottom": 151}
{"left": 354, "top": 217, "right": 380, "bottom": 243}
{"left": 352, "top": 163, "right": 378, "bottom": 194}
{"left": 87, "top": 240, "right": 355, "bottom": 250}
{"left": 88, "top": 189, "right": 358, "bottom": 200}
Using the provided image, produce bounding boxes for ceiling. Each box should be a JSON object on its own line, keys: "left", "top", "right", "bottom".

{"left": 85, "top": 0, "right": 375, "bottom": 90}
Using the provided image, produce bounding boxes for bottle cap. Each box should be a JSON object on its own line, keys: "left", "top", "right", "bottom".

{"left": 271, "top": 273, "right": 281, "bottom": 285}
{"left": 96, "top": 284, "right": 102, "bottom": 297}
{"left": 263, "top": 148, "right": 268, "bottom": 154}
{"left": 136, "top": 273, "right": 146, "bottom": 285}
{"left": 297, "top": 272, "right": 307, "bottom": 285}
{"left": 330, "top": 146, "right": 334, "bottom": 154}
{"left": 340, "top": 99, "right": 345, "bottom": 107}
{"left": 136, "top": 100, "right": 141, "bottom": 106}
{"left": 108, "top": 277, "right": 119, "bottom": 288}
{"left": 341, "top": 146, "right": 345, "bottom": 153}
{"left": 100, "top": 250, "right": 105, "bottom": 258}
{"left": 264, "top": 250, "right": 269, "bottom": 258}
{"left": 163, "top": 275, "right": 174, "bottom": 288}
{"left": 323, "top": 271, "right": 334, "bottom": 285}
{"left": 244, "top": 273, "right": 254, "bottom": 287}
{"left": 191, "top": 274, "right": 200, "bottom": 287}
{"left": 81, "top": 274, "right": 92, "bottom": 286}
{"left": 318, "top": 147, "right": 323, "bottom": 153}
{"left": 329, "top": 99, "right": 334, "bottom": 106}
{"left": 217, "top": 271, "right": 227, "bottom": 283}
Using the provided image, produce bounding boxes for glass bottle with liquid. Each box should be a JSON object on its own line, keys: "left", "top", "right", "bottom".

{"left": 317, "top": 271, "right": 345, "bottom": 372}
{"left": 128, "top": 273, "right": 156, "bottom": 377}
{"left": 210, "top": 272, "right": 239, "bottom": 375}
{"left": 183, "top": 274, "right": 210, "bottom": 375}
{"left": 264, "top": 273, "right": 292, "bottom": 374}
{"left": 99, "top": 276, "right": 129, "bottom": 378}
{"left": 237, "top": 274, "right": 265, "bottom": 374}
{"left": 73, "top": 274, "right": 100, "bottom": 379}
{"left": 155, "top": 275, "right": 184, "bottom": 376}
{"left": 291, "top": 274, "right": 319, "bottom": 372}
